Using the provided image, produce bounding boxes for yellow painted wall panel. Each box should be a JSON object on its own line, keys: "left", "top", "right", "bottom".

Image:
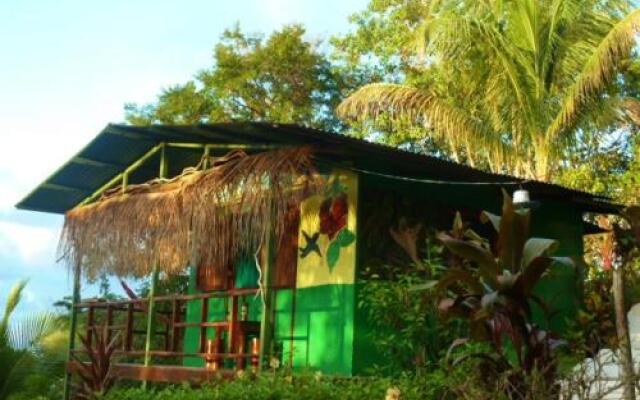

{"left": 296, "top": 170, "right": 358, "bottom": 288}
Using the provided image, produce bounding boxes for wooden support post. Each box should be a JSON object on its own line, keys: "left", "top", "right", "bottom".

{"left": 229, "top": 294, "right": 240, "bottom": 368}
{"left": 258, "top": 234, "right": 274, "bottom": 371}
{"left": 143, "top": 143, "right": 167, "bottom": 389}
{"left": 63, "top": 261, "right": 82, "bottom": 400}
{"left": 199, "top": 297, "right": 209, "bottom": 353}
{"left": 613, "top": 264, "right": 636, "bottom": 400}
{"left": 202, "top": 145, "right": 210, "bottom": 170}
{"left": 125, "top": 303, "right": 134, "bottom": 351}
{"left": 142, "top": 266, "right": 159, "bottom": 383}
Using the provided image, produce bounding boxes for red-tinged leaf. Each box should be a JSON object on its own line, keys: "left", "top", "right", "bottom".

{"left": 516, "top": 256, "right": 572, "bottom": 295}
{"left": 439, "top": 296, "right": 478, "bottom": 319}
{"left": 439, "top": 298, "right": 456, "bottom": 313}
{"left": 435, "top": 268, "right": 483, "bottom": 294}
{"left": 497, "top": 190, "right": 530, "bottom": 272}
{"left": 437, "top": 232, "right": 499, "bottom": 285}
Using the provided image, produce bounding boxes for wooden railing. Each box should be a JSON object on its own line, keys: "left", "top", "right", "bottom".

{"left": 72, "top": 288, "right": 261, "bottom": 372}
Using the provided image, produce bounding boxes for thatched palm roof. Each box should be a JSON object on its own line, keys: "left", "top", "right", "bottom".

{"left": 59, "top": 146, "right": 321, "bottom": 280}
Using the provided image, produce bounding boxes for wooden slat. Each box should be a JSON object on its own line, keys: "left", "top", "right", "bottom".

{"left": 67, "top": 362, "right": 236, "bottom": 383}
{"left": 70, "top": 350, "right": 254, "bottom": 359}
{"left": 75, "top": 288, "right": 259, "bottom": 308}
{"left": 171, "top": 298, "right": 180, "bottom": 352}
{"left": 173, "top": 321, "right": 229, "bottom": 329}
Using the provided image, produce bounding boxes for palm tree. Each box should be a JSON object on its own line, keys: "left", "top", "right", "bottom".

{"left": 338, "top": 0, "right": 640, "bottom": 181}
{"left": 0, "top": 280, "right": 63, "bottom": 399}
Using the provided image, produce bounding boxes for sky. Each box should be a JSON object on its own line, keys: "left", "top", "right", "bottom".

{"left": 0, "top": 0, "right": 368, "bottom": 318}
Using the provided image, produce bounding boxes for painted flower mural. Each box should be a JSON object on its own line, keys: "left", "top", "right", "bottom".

{"left": 299, "top": 178, "right": 355, "bottom": 272}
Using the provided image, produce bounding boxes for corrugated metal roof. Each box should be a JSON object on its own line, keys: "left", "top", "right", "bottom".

{"left": 16, "top": 122, "right": 621, "bottom": 214}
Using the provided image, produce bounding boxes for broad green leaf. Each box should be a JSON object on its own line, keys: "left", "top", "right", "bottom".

{"left": 326, "top": 241, "right": 341, "bottom": 272}
{"left": 336, "top": 228, "right": 356, "bottom": 247}
{"left": 522, "top": 238, "right": 558, "bottom": 269}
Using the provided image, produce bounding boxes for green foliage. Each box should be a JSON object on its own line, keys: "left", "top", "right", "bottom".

{"left": 126, "top": 24, "right": 350, "bottom": 131}
{"left": 102, "top": 370, "right": 475, "bottom": 400}
{"left": 433, "top": 192, "right": 571, "bottom": 397}
{"left": 358, "top": 238, "right": 465, "bottom": 374}
{"left": 0, "top": 281, "right": 68, "bottom": 400}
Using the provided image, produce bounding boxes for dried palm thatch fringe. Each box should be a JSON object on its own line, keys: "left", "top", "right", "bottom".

{"left": 59, "top": 146, "right": 322, "bottom": 280}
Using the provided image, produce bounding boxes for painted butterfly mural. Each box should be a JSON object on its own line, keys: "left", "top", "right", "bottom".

{"left": 299, "top": 177, "right": 355, "bottom": 273}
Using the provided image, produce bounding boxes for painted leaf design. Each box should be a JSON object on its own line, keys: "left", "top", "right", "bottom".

{"left": 336, "top": 228, "right": 355, "bottom": 247}
{"left": 327, "top": 240, "right": 341, "bottom": 272}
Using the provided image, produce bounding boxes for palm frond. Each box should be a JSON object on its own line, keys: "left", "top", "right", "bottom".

{"left": 1, "top": 280, "right": 27, "bottom": 326}
{"left": 546, "top": 8, "right": 640, "bottom": 140}
{"left": 0, "top": 311, "right": 63, "bottom": 399}
{"left": 7, "top": 312, "right": 59, "bottom": 350}
{"left": 0, "top": 280, "right": 28, "bottom": 345}
{"left": 337, "top": 83, "right": 489, "bottom": 145}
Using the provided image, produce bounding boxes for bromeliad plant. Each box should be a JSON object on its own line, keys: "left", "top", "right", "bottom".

{"left": 435, "top": 191, "right": 570, "bottom": 396}
{"left": 71, "top": 325, "right": 119, "bottom": 400}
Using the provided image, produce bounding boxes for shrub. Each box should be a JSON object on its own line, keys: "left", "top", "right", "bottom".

{"left": 102, "top": 370, "right": 467, "bottom": 400}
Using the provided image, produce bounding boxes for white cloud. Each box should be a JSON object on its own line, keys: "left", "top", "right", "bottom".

{"left": 0, "top": 221, "right": 59, "bottom": 266}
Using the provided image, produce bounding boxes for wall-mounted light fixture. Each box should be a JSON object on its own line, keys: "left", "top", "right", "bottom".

{"left": 513, "top": 188, "right": 539, "bottom": 210}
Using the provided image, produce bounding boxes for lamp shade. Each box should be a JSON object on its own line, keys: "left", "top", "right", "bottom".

{"left": 513, "top": 189, "right": 530, "bottom": 204}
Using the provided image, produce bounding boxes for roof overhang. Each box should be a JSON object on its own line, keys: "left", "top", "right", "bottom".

{"left": 16, "top": 122, "right": 623, "bottom": 215}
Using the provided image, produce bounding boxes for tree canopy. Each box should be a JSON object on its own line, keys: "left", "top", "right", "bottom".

{"left": 336, "top": 0, "right": 640, "bottom": 182}
{"left": 126, "top": 25, "right": 349, "bottom": 131}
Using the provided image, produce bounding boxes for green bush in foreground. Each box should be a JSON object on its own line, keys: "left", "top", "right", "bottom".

{"left": 103, "top": 369, "right": 471, "bottom": 400}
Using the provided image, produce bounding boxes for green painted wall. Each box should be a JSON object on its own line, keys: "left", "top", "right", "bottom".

{"left": 274, "top": 284, "right": 355, "bottom": 375}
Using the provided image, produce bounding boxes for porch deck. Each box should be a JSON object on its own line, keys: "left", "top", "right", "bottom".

{"left": 69, "top": 288, "right": 263, "bottom": 382}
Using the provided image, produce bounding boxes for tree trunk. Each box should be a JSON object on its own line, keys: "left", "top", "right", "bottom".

{"left": 613, "top": 264, "right": 636, "bottom": 400}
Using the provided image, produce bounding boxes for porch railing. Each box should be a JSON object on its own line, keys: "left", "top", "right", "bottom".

{"left": 71, "top": 288, "right": 261, "bottom": 372}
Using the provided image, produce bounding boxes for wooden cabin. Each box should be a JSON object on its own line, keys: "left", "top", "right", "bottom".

{"left": 17, "top": 123, "right": 618, "bottom": 389}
